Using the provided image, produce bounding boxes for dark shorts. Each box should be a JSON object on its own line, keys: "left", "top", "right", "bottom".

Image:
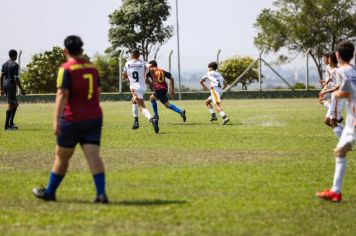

{"left": 57, "top": 118, "right": 103, "bottom": 148}
{"left": 154, "top": 89, "right": 169, "bottom": 104}
{"left": 4, "top": 85, "right": 18, "bottom": 106}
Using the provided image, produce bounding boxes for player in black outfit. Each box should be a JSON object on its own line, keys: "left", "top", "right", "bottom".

{"left": 0, "top": 50, "right": 26, "bottom": 130}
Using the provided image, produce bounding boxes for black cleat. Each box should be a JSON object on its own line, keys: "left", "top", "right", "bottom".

{"left": 150, "top": 118, "right": 159, "bottom": 134}
{"left": 132, "top": 118, "right": 139, "bottom": 129}
{"left": 181, "top": 110, "right": 186, "bottom": 122}
{"left": 94, "top": 194, "right": 109, "bottom": 204}
{"left": 4, "top": 126, "right": 12, "bottom": 131}
{"left": 10, "top": 124, "right": 18, "bottom": 130}
{"left": 210, "top": 114, "right": 218, "bottom": 122}
{"left": 154, "top": 115, "right": 159, "bottom": 120}
{"left": 338, "top": 116, "right": 344, "bottom": 123}
{"left": 32, "top": 187, "right": 56, "bottom": 201}
{"left": 222, "top": 117, "right": 230, "bottom": 125}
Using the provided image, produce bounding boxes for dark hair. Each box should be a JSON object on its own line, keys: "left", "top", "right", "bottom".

{"left": 64, "top": 35, "right": 83, "bottom": 56}
{"left": 131, "top": 49, "right": 140, "bottom": 55}
{"left": 336, "top": 41, "right": 355, "bottom": 62}
{"left": 9, "top": 49, "right": 17, "bottom": 59}
{"left": 323, "top": 52, "right": 331, "bottom": 58}
{"left": 208, "top": 62, "right": 218, "bottom": 70}
{"left": 149, "top": 60, "right": 158, "bottom": 67}
{"left": 330, "top": 52, "right": 338, "bottom": 65}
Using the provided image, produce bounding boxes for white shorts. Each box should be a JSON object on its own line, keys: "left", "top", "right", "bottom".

{"left": 337, "top": 124, "right": 356, "bottom": 149}
{"left": 130, "top": 85, "right": 146, "bottom": 99}
{"left": 208, "top": 87, "right": 222, "bottom": 105}
{"left": 326, "top": 93, "right": 344, "bottom": 120}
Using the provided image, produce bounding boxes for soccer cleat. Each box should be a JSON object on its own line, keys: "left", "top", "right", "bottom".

{"left": 181, "top": 110, "right": 186, "bottom": 122}
{"left": 154, "top": 115, "right": 159, "bottom": 120}
{"left": 316, "top": 189, "right": 342, "bottom": 202}
{"left": 4, "top": 126, "right": 12, "bottom": 131}
{"left": 10, "top": 124, "right": 18, "bottom": 130}
{"left": 150, "top": 118, "right": 159, "bottom": 134}
{"left": 222, "top": 116, "right": 230, "bottom": 125}
{"left": 132, "top": 118, "right": 139, "bottom": 129}
{"left": 210, "top": 114, "right": 218, "bottom": 122}
{"left": 94, "top": 194, "right": 109, "bottom": 204}
{"left": 338, "top": 116, "right": 344, "bottom": 123}
{"left": 32, "top": 187, "right": 56, "bottom": 201}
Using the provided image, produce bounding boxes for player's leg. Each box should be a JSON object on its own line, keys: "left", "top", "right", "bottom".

{"left": 150, "top": 94, "right": 159, "bottom": 119}
{"left": 206, "top": 98, "right": 217, "bottom": 121}
{"left": 134, "top": 92, "right": 159, "bottom": 133}
{"left": 329, "top": 94, "right": 343, "bottom": 138}
{"left": 33, "top": 146, "right": 75, "bottom": 201}
{"left": 158, "top": 90, "right": 186, "bottom": 122}
{"left": 215, "top": 102, "right": 230, "bottom": 125}
{"left": 81, "top": 144, "right": 108, "bottom": 203}
{"left": 9, "top": 102, "right": 19, "bottom": 129}
{"left": 316, "top": 130, "right": 354, "bottom": 202}
{"left": 4, "top": 103, "right": 12, "bottom": 130}
{"left": 131, "top": 91, "right": 139, "bottom": 129}
{"left": 319, "top": 89, "right": 330, "bottom": 109}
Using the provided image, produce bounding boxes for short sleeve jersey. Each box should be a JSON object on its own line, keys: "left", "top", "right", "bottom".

{"left": 202, "top": 71, "right": 224, "bottom": 89}
{"left": 1, "top": 59, "right": 19, "bottom": 87}
{"left": 337, "top": 66, "right": 356, "bottom": 128}
{"left": 123, "top": 59, "right": 147, "bottom": 88}
{"left": 146, "top": 67, "right": 172, "bottom": 91}
{"left": 56, "top": 58, "right": 102, "bottom": 122}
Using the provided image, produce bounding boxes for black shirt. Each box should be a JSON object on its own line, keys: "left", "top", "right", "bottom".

{"left": 1, "top": 59, "right": 19, "bottom": 87}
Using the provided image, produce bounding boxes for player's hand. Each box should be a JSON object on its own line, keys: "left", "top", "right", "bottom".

{"left": 170, "top": 91, "right": 175, "bottom": 99}
{"left": 53, "top": 121, "right": 60, "bottom": 136}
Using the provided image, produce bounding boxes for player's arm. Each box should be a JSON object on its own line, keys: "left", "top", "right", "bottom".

{"left": 0, "top": 72, "right": 4, "bottom": 96}
{"left": 146, "top": 72, "right": 154, "bottom": 91}
{"left": 200, "top": 77, "right": 209, "bottom": 91}
{"left": 335, "top": 76, "right": 351, "bottom": 99}
{"left": 165, "top": 71, "right": 175, "bottom": 97}
{"left": 122, "top": 63, "right": 128, "bottom": 80}
{"left": 14, "top": 64, "right": 25, "bottom": 95}
{"left": 53, "top": 68, "right": 70, "bottom": 136}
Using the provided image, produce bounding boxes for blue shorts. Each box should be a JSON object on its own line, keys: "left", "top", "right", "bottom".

{"left": 57, "top": 118, "right": 103, "bottom": 148}
{"left": 154, "top": 90, "right": 169, "bottom": 104}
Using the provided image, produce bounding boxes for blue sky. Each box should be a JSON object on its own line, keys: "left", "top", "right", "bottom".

{"left": 0, "top": 0, "right": 275, "bottom": 71}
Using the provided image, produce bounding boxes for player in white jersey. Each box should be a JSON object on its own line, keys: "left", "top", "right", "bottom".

{"left": 200, "top": 62, "right": 230, "bottom": 125}
{"left": 316, "top": 41, "right": 356, "bottom": 202}
{"left": 319, "top": 53, "right": 332, "bottom": 109}
{"left": 318, "top": 52, "right": 345, "bottom": 138}
{"left": 122, "top": 49, "right": 159, "bottom": 133}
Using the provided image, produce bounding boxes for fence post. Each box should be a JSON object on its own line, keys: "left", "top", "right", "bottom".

{"left": 305, "top": 48, "right": 311, "bottom": 91}
{"left": 168, "top": 50, "right": 173, "bottom": 73}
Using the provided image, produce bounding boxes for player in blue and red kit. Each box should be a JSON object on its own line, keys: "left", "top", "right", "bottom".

{"left": 32, "top": 35, "right": 108, "bottom": 203}
{"left": 147, "top": 60, "right": 186, "bottom": 122}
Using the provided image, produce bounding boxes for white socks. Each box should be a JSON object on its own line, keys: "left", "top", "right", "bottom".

{"left": 208, "top": 108, "right": 215, "bottom": 114}
{"left": 333, "top": 124, "right": 344, "bottom": 139}
{"left": 132, "top": 104, "right": 139, "bottom": 118}
{"left": 220, "top": 111, "right": 226, "bottom": 118}
{"left": 142, "top": 108, "right": 152, "bottom": 120}
{"left": 331, "top": 157, "right": 347, "bottom": 193}
{"left": 323, "top": 101, "right": 330, "bottom": 110}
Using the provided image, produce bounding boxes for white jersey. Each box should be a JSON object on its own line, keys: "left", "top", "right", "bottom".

{"left": 202, "top": 71, "right": 225, "bottom": 89}
{"left": 338, "top": 65, "right": 356, "bottom": 128}
{"left": 123, "top": 59, "right": 147, "bottom": 89}
{"left": 325, "top": 65, "right": 335, "bottom": 89}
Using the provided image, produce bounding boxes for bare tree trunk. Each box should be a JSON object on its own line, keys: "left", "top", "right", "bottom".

{"left": 310, "top": 53, "right": 323, "bottom": 81}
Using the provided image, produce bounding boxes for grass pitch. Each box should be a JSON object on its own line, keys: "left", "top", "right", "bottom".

{"left": 1, "top": 99, "right": 356, "bottom": 235}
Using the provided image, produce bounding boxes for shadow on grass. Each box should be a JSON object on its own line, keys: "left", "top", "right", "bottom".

{"left": 61, "top": 199, "right": 188, "bottom": 206}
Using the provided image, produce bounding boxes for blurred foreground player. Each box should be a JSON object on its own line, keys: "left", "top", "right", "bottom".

{"left": 33, "top": 36, "right": 108, "bottom": 203}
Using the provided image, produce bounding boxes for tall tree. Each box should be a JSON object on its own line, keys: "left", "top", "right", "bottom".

{"left": 108, "top": 0, "right": 173, "bottom": 61}
{"left": 254, "top": 0, "right": 356, "bottom": 79}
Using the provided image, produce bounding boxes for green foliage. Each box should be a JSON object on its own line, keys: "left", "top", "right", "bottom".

{"left": 219, "top": 56, "right": 259, "bottom": 85}
{"left": 108, "top": 0, "right": 173, "bottom": 61}
{"left": 293, "top": 83, "right": 316, "bottom": 90}
{"left": 254, "top": 0, "right": 356, "bottom": 79}
{"left": 21, "top": 47, "right": 90, "bottom": 94}
{"left": 21, "top": 47, "right": 65, "bottom": 93}
{"left": 92, "top": 54, "right": 129, "bottom": 92}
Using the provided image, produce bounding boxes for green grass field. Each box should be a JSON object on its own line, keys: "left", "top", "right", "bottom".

{"left": 1, "top": 99, "right": 356, "bottom": 235}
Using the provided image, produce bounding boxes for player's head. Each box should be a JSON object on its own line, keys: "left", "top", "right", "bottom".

{"left": 329, "top": 52, "right": 338, "bottom": 67}
{"left": 64, "top": 35, "right": 83, "bottom": 57}
{"left": 336, "top": 41, "right": 355, "bottom": 63}
{"left": 208, "top": 62, "right": 218, "bottom": 71}
{"left": 9, "top": 49, "right": 18, "bottom": 60}
{"left": 323, "top": 52, "right": 331, "bottom": 65}
{"left": 130, "top": 49, "right": 140, "bottom": 59}
{"left": 148, "top": 60, "right": 158, "bottom": 68}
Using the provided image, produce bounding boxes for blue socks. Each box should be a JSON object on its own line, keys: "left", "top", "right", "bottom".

{"left": 151, "top": 100, "right": 158, "bottom": 117}
{"left": 169, "top": 103, "right": 182, "bottom": 114}
{"left": 45, "top": 172, "right": 64, "bottom": 197}
{"left": 93, "top": 173, "right": 106, "bottom": 196}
